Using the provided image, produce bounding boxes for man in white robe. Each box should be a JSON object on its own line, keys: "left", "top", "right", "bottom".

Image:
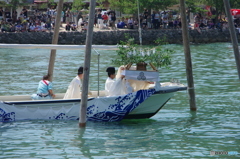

{"left": 64, "top": 66, "right": 84, "bottom": 99}
{"left": 105, "top": 67, "right": 116, "bottom": 96}
{"left": 105, "top": 67, "right": 132, "bottom": 96}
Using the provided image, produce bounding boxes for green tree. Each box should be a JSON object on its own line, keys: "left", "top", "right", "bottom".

{"left": 72, "top": 0, "right": 85, "bottom": 11}
{"left": 97, "top": 0, "right": 178, "bottom": 14}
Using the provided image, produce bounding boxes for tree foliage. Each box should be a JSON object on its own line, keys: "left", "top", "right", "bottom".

{"left": 72, "top": 0, "right": 85, "bottom": 11}
{"left": 97, "top": 0, "right": 178, "bottom": 14}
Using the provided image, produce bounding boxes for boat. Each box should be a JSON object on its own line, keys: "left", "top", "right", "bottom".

{"left": 0, "top": 82, "right": 186, "bottom": 122}
{"left": 0, "top": 44, "right": 187, "bottom": 122}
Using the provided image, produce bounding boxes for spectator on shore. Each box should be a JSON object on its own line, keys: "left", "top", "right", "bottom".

{"left": 97, "top": 11, "right": 103, "bottom": 29}
{"left": 117, "top": 19, "right": 126, "bottom": 28}
{"left": 15, "top": 23, "right": 22, "bottom": 32}
{"left": 65, "top": 22, "right": 71, "bottom": 31}
{"left": 71, "top": 22, "right": 77, "bottom": 31}
{"left": 29, "top": 24, "right": 36, "bottom": 32}
{"left": 109, "top": 12, "right": 116, "bottom": 30}
{"left": 4, "top": 9, "right": 11, "bottom": 22}
{"left": 222, "top": 21, "right": 228, "bottom": 30}
{"left": 1, "top": 21, "right": 9, "bottom": 32}
{"left": 168, "top": 19, "right": 173, "bottom": 29}
{"left": 194, "top": 21, "right": 201, "bottom": 34}
{"left": 82, "top": 21, "right": 88, "bottom": 30}
{"left": 236, "top": 25, "right": 240, "bottom": 34}
{"left": 21, "top": 7, "right": 28, "bottom": 18}
{"left": 102, "top": 12, "right": 108, "bottom": 28}
{"left": 127, "top": 17, "right": 134, "bottom": 29}
{"left": 147, "top": 15, "right": 152, "bottom": 29}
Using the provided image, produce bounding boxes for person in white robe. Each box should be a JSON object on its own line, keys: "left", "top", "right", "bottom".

{"left": 105, "top": 67, "right": 133, "bottom": 96}
{"left": 64, "top": 66, "right": 84, "bottom": 99}
{"left": 105, "top": 67, "right": 116, "bottom": 96}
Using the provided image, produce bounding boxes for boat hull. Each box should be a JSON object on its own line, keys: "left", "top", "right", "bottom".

{"left": 125, "top": 92, "right": 173, "bottom": 119}
{"left": 0, "top": 85, "right": 187, "bottom": 122}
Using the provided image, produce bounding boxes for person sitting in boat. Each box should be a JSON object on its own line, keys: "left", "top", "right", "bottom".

{"left": 63, "top": 66, "right": 84, "bottom": 99}
{"left": 31, "top": 74, "right": 55, "bottom": 100}
{"left": 105, "top": 66, "right": 132, "bottom": 96}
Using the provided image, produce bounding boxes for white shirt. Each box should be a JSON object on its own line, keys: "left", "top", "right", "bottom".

{"left": 128, "top": 19, "right": 133, "bottom": 24}
{"left": 105, "top": 77, "right": 115, "bottom": 96}
{"left": 64, "top": 76, "right": 82, "bottom": 99}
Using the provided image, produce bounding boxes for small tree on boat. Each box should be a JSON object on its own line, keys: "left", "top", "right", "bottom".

{"left": 112, "top": 36, "right": 173, "bottom": 71}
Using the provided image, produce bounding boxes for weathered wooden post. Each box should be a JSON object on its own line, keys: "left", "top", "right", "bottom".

{"left": 47, "top": 0, "right": 64, "bottom": 81}
{"left": 79, "top": 0, "right": 96, "bottom": 127}
{"left": 179, "top": 0, "right": 197, "bottom": 111}
{"left": 223, "top": 0, "right": 240, "bottom": 79}
{"left": 137, "top": 0, "right": 142, "bottom": 45}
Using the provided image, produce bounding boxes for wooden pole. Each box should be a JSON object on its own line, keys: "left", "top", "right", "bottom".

{"left": 179, "top": 0, "right": 197, "bottom": 111}
{"left": 47, "top": 0, "right": 64, "bottom": 81}
{"left": 79, "top": 0, "right": 96, "bottom": 127}
{"left": 137, "top": 0, "right": 142, "bottom": 45}
{"left": 223, "top": 0, "right": 240, "bottom": 79}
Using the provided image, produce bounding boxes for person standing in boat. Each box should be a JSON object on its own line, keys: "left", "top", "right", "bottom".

{"left": 105, "top": 67, "right": 116, "bottom": 96}
{"left": 105, "top": 67, "right": 132, "bottom": 96}
{"left": 64, "top": 66, "right": 84, "bottom": 99}
{"left": 31, "top": 74, "right": 55, "bottom": 100}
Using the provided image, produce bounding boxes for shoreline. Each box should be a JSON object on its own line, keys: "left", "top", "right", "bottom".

{"left": 0, "top": 28, "right": 238, "bottom": 45}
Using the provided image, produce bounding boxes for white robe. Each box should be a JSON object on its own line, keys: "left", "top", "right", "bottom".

{"left": 105, "top": 76, "right": 132, "bottom": 97}
{"left": 105, "top": 77, "right": 115, "bottom": 96}
{"left": 64, "top": 76, "right": 82, "bottom": 99}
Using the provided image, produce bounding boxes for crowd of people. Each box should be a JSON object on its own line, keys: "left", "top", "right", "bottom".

{"left": 116, "top": 9, "right": 239, "bottom": 33}
{"left": 0, "top": 7, "right": 60, "bottom": 33}
{"left": 192, "top": 13, "right": 240, "bottom": 33}
{"left": 1, "top": 6, "right": 240, "bottom": 33}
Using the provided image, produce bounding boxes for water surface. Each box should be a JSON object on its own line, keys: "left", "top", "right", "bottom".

{"left": 0, "top": 43, "right": 239, "bottom": 158}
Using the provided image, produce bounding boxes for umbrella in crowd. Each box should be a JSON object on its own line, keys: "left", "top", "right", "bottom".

{"left": 230, "top": 9, "right": 240, "bottom": 16}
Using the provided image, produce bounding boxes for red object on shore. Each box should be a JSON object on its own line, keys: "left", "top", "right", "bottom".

{"left": 230, "top": 9, "right": 240, "bottom": 15}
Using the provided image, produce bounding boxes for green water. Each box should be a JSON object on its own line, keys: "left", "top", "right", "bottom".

{"left": 0, "top": 43, "right": 239, "bottom": 158}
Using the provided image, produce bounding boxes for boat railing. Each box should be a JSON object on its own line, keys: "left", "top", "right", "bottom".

{"left": 93, "top": 48, "right": 100, "bottom": 97}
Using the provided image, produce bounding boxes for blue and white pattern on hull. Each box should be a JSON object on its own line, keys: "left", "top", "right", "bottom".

{"left": 0, "top": 89, "right": 155, "bottom": 122}
{"left": 87, "top": 89, "right": 155, "bottom": 121}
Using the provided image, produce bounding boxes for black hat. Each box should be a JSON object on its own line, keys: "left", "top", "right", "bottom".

{"left": 106, "top": 67, "right": 115, "bottom": 74}
{"left": 78, "top": 66, "right": 83, "bottom": 75}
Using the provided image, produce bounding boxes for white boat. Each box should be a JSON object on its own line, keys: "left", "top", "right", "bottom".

{"left": 0, "top": 82, "right": 186, "bottom": 122}
{"left": 0, "top": 44, "right": 187, "bottom": 122}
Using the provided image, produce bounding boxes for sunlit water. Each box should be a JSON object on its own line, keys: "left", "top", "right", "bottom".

{"left": 0, "top": 43, "right": 239, "bottom": 158}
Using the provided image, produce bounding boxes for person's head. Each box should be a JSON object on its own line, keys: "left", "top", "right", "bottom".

{"left": 43, "top": 74, "right": 50, "bottom": 80}
{"left": 106, "top": 67, "right": 116, "bottom": 79}
{"left": 78, "top": 66, "right": 84, "bottom": 79}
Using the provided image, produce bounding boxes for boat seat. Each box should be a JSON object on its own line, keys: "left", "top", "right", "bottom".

{"left": 0, "top": 95, "right": 31, "bottom": 101}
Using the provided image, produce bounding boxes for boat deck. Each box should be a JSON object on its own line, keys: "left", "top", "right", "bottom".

{"left": 0, "top": 82, "right": 187, "bottom": 103}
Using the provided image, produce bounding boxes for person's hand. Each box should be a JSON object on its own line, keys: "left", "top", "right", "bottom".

{"left": 148, "top": 81, "right": 154, "bottom": 84}
{"left": 51, "top": 94, "right": 56, "bottom": 98}
{"left": 121, "top": 75, "right": 125, "bottom": 79}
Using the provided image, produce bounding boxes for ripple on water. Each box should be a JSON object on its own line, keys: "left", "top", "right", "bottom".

{"left": 0, "top": 43, "right": 240, "bottom": 158}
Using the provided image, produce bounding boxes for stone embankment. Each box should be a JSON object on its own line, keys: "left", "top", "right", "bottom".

{"left": 0, "top": 29, "right": 239, "bottom": 45}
